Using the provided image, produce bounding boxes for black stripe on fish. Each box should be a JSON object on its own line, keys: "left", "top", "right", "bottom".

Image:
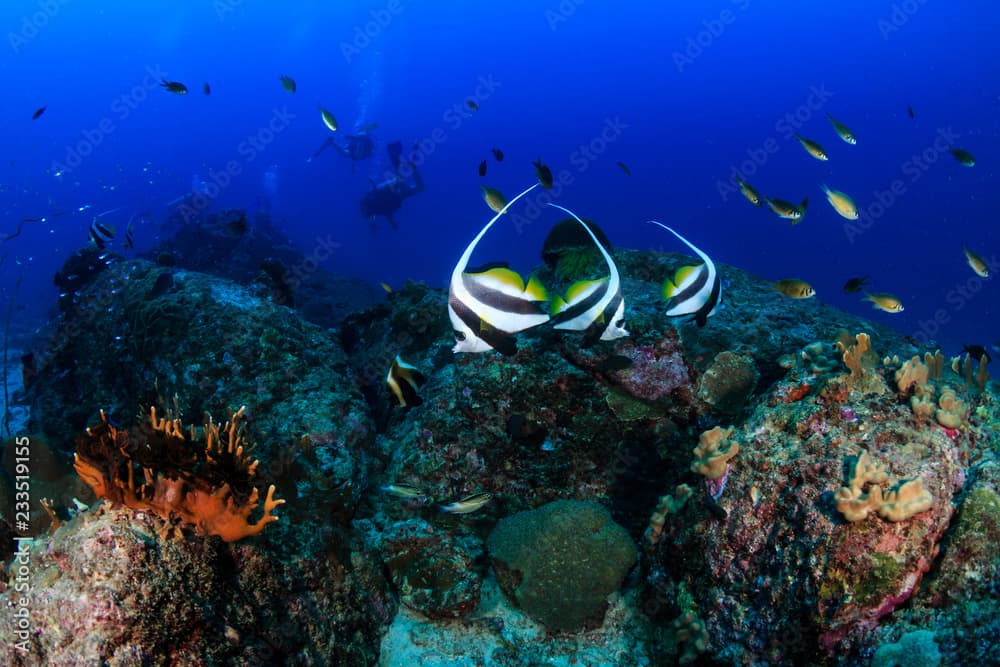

{"left": 387, "top": 356, "right": 427, "bottom": 407}
{"left": 581, "top": 290, "right": 623, "bottom": 347}
{"left": 461, "top": 274, "right": 549, "bottom": 316}
{"left": 665, "top": 265, "right": 709, "bottom": 315}
{"left": 448, "top": 293, "right": 518, "bottom": 356}
{"left": 551, "top": 280, "right": 609, "bottom": 326}
{"left": 693, "top": 273, "right": 722, "bottom": 327}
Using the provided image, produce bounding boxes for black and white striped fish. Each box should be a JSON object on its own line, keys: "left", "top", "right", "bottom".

{"left": 448, "top": 183, "right": 549, "bottom": 355}
{"left": 386, "top": 355, "right": 427, "bottom": 407}
{"left": 88, "top": 220, "right": 115, "bottom": 249}
{"left": 649, "top": 221, "right": 721, "bottom": 327}
{"left": 546, "top": 203, "right": 628, "bottom": 346}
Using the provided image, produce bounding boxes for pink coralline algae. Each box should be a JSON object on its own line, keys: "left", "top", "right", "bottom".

{"left": 612, "top": 339, "right": 692, "bottom": 404}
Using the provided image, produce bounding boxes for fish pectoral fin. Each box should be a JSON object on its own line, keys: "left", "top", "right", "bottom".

{"left": 661, "top": 279, "right": 678, "bottom": 300}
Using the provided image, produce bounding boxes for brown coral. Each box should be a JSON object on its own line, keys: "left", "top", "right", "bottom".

{"left": 73, "top": 406, "right": 284, "bottom": 542}
{"left": 894, "top": 356, "right": 929, "bottom": 395}
{"left": 690, "top": 426, "right": 738, "bottom": 480}
{"left": 836, "top": 332, "right": 884, "bottom": 394}
{"left": 835, "top": 451, "right": 932, "bottom": 523}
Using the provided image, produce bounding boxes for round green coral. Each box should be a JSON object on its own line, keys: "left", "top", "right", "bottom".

{"left": 487, "top": 500, "right": 636, "bottom": 632}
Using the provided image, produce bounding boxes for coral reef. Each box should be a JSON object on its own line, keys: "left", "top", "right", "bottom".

{"left": 6, "top": 237, "right": 998, "bottom": 666}
{"left": 73, "top": 406, "right": 284, "bottom": 542}
{"left": 487, "top": 500, "right": 636, "bottom": 632}
{"left": 378, "top": 519, "right": 481, "bottom": 619}
{"left": 696, "top": 350, "right": 758, "bottom": 417}
{"left": 690, "top": 425, "right": 738, "bottom": 480}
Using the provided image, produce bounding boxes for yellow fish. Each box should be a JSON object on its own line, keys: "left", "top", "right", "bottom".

{"left": 481, "top": 185, "right": 507, "bottom": 213}
{"left": 821, "top": 184, "right": 859, "bottom": 220}
{"left": 772, "top": 278, "right": 816, "bottom": 299}
{"left": 765, "top": 196, "right": 808, "bottom": 224}
{"left": 735, "top": 178, "right": 762, "bottom": 206}
{"left": 320, "top": 107, "right": 338, "bottom": 132}
{"left": 964, "top": 246, "right": 989, "bottom": 278}
{"left": 826, "top": 113, "right": 856, "bottom": 145}
{"left": 863, "top": 292, "right": 904, "bottom": 313}
{"left": 795, "top": 135, "right": 828, "bottom": 161}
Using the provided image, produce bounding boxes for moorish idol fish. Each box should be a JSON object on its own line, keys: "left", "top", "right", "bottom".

{"left": 649, "top": 221, "right": 721, "bottom": 327}
{"left": 386, "top": 355, "right": 427, "bottom": 407}
{"left": 546, "top": 203, "right": 628, "bottom": 346}
{"left": 448, "top": 183, "right": 548, "bottom": 355}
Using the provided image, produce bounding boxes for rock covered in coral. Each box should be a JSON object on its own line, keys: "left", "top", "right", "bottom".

{"left": 26, "top": 259, "right": 374, "bottom": 533}
{"left": 73, "top": 406, "right": 284, "bottom": 542}
{"left": 487, "top": 499, "right": 636, "bottom": 632}
{"left": 378, "top": 519, "right": 481, "bottom": 619}
{"left": 0, "top": 506, "right": 391, "bottom": 666}
{"left": 696, "top": 350, "right": 758, "bottom": 417}
{"left": 643, "top": 331, "right": 993, "bottom": 664}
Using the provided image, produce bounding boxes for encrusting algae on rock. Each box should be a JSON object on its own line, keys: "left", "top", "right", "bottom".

{"left": 73, "top": 404, "right": 285, "bottom": 542}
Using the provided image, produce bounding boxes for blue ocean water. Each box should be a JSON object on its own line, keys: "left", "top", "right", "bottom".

{"left": 0, "top": 1, "right": 996, "bottom": 356}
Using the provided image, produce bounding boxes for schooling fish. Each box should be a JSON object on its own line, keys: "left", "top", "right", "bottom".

{"left": 650, "top": 222, "right": 721, "bottom": 327}
{"left": 964, "top": 246, "right": 989, "bottom": 277}
{"left": 948, "top": 147, "right": 975, "bottom": 167}
{"left": 478, "top": 160, "right": 488, "bottom": 177}
{"left": 616, "top": 161, "right": 631, "bottom": 176}
{"left": 491, "top": 147, "right": 504, "bottom": 162}
{"left": 795, "top": 135, "right": 828, "bottom": 161}
{"left": 826, "top": 113, "right": 856, "bottom": 144}
{"left": 546, "top": 203, "right": 629, "bottom": 345}
{"left": 821, "top": 184, "right": 859, "bottom": 220}
{"left": 532, "top": 157, "right": 554, "bottom": 189}
{"left": 863, "top": 292, "right": 904, "bottom": 313}
{"left": 31, "top": 105, "right": 46, "bottom": 120}
{"left": 386, "top": 355, "right": 427, "bottom": 407}
{"left": 448, "top": 183, "right": 549, "bottom": 355}
{"left": 765, "top": 196, "right": 808, "bottom": 223}
{"left": 961, "top": 344, "right": 992, "bottom": 364}
{"left": 481, "top": 186, "right": 507, "bottom": 213}
{"left": 772, "top": 278, "right": 816, "bottom": 299}
{"left": 202, "top": 82, "right": 211, "bottom": 95}
{"left": 320, "top": 107, "right": 338, "bottom": 132}
{"left": 279, "top": 75, "right": 296, "bottom": 93}
{"left": 735, "top": 178, "right": 762, "bottom": 206}
{"left": 439, "top": 492, "right": 492, "bottom": 514}
{"left": 160, "top": 79, "right": 188, "bottom": 94}
{"left": 843, "top": 276, "right": 869, "bottom": 294}
{"left": 466, "top": 99, "right": 479, "bottom": 112}
{"left": 907, "top": 105, "right": 915, "bottom": 119}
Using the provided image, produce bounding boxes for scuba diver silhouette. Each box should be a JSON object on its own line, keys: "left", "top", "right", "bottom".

{"left": 359, "top": 141, "right": 423, "bottom": 233}
{"left": 308, "top": 132, "right": 376, "bottom": 173}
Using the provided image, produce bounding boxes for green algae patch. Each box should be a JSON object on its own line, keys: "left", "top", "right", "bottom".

{"left": 486, "top": 499, "right": 636, "bottom": 632}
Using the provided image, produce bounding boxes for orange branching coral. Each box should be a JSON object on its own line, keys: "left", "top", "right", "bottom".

{"left": 73, "top": 406, "right": 284, "bottom": 542}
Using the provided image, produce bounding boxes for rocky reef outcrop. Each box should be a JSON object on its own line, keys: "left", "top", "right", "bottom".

{"left": 1, "top": 240, "right": 996, "bottom": 666}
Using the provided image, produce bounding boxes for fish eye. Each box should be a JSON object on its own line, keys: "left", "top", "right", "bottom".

{"left": 454, "top": 331, "right": 466, "bottom": 342}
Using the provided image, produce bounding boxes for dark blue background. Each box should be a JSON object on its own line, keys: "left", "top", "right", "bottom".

{"left": 1, "top": 1, "right": 996, "bottom": 354}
